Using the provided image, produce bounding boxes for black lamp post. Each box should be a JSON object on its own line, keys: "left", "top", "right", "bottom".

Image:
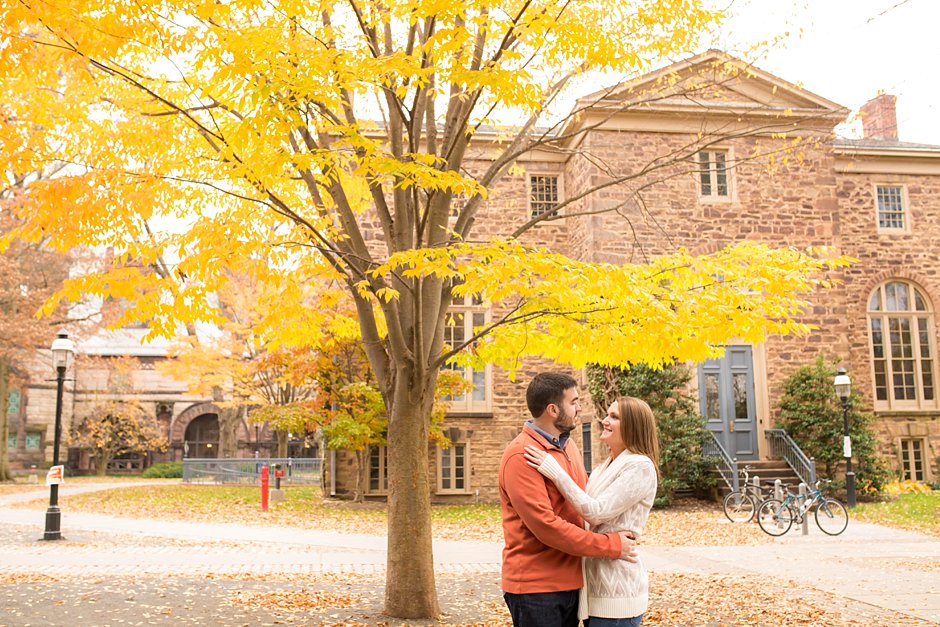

{"left": 834, "top": 367, "right": 856, "bottom": 507}
{"left": 43, "top": 330, "right": 74, "bottom": 541}
{"left": 255, "top": 424, "right": 260, "bottom": 455}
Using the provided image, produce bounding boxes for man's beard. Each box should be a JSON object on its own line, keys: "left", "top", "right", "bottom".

{"left": 553, "top": 406, "right": 576, "bottom": 434}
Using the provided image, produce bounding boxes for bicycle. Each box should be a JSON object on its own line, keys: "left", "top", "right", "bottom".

{"left": 722, "top": 464, "right": 760, "bottom": 523}
{"left": 756, "top": 480, "right": 849, "bottom": 536}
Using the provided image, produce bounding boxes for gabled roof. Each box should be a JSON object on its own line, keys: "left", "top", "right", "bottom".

{"left": 558, "top": 50, "right": 848, "bottom": 141}
{"left": 580, "top": 49, "right": 845, "bottom": 113}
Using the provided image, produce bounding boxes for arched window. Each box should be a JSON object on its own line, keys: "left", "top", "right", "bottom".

{"left": 868, "top": 281, "right": 937, "bottom": 409}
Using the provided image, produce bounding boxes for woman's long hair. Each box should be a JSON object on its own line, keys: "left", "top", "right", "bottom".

{"left": 617, "top": 396, "right": 660, "bottom": 477}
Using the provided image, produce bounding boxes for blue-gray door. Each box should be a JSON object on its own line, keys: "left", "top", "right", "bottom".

{"left": 698, "top": 346, "right": 758, "bottom": 460}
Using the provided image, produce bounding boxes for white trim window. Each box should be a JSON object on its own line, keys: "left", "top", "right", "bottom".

{"left": 367, "top": 445, "right": 388, "bottom": 494}
{"left": 443, "top": 294, "right": 492, "bottom": 413}
{"left": 437, "top": 442, "right": 469, "bottom": 493}
{"left": 697, "top": 150, "right": 730, "bottom": 198}
{"left": 868, "top": 281, "right": 937, "bottom": 410}
{"left": 875, "top": 184, "right": 908, "bottom": 232}
{"left": 529, "top": 174, "right": 561, "bottom": 218}
{"left": 899, "top": 438, "right": 926, "bottom": 482}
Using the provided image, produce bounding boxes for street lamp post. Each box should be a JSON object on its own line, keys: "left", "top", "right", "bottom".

{"left": 43, "top": 330, "right": 74, "bottom": 541}
{"left": 834, "top": 367, "right": 856, "bottom": 507}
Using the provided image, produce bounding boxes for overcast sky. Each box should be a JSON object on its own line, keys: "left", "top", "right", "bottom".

{"left": 722, "top": 0, "right": 939, "bottom": 145}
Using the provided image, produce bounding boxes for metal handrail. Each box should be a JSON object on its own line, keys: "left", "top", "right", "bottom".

{"left": 703, "top": 431, "right": 739, "bottom": 494}
{"left": 765, "top": 429, "right": 817, "bottom": 486}
{"left": 182, "top": 457, "right": 322, "bottom": 485}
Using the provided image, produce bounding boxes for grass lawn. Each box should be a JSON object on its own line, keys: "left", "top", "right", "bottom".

{"left": 7, "top": 480, "right": 936, "bottom": 542}
{"left": 10, "top": 483, "right": 506, "bottom": 542}
{"left": 7, "top": 481, "right": 773, "bottom": 546}
{"left": 853, "top": 492, "right": 940, "bottom": 538}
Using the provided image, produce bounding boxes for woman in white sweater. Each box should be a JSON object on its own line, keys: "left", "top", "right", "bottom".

{"left": 523, "top": 396, "right": 659, "bottom": 627}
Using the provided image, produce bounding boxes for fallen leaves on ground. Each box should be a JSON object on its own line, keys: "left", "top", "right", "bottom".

{"left": 0, "top": 573, "right": 63, "bottom": 584}
{"left": 0, "top": 483, "right": 45, "bottom": 495}
{"left": 10, "top": 487, "right": 772, "bottom": 547}
{"left": 231, "top": 588, "right": 360, "bottom": 611}
{"left": 645, "top": 571, "right": 931, "bottom": 626}
{"left": 898, "top": 560, "right": 939, "bottom": 573}
{"left": 643, "top": 498, "right": 771, "bottom": 546}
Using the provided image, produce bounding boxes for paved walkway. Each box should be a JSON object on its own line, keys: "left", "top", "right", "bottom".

{"left": 1, "top": 483, "right": 938, "bottom": 625}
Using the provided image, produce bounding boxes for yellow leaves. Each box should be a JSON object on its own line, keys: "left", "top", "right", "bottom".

{"left": 369, "top": 240, "right": 849, "bottom": 375}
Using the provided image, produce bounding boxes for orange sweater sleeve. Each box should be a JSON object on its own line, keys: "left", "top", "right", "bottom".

{"left": 503, "top": 449, "right": 622, "bottom": 559}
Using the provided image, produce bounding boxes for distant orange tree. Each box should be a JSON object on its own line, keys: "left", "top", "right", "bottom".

{"left": 71, "top": 357, "right": 167, "bottom": 475}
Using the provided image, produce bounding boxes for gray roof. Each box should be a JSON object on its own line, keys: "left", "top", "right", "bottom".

{"left": 834, "top": 137, "right": 940, "bottom": 152}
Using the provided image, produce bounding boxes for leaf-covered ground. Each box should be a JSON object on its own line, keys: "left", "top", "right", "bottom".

{"left": 3, "top": 485, "right": 937, "bottom": 625}
{"left": 1, "top": 569, "right": 933, "bottom": 626}
{"left": 10, "top": 485, "right": 777, "bottom": 545}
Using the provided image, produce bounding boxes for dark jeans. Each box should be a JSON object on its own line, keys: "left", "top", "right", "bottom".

{"left": 502, "top": 590, "right": 580, "bottom": 627}
{"left": 584, "top": 615, "right": 643, "bottom": 627}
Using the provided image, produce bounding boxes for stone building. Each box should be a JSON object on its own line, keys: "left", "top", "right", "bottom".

{"left": 324, "top": 51, "right": 939, "bottom": 500}
{"left": 9, "top": 51, "right": 938, "bottom": 496}
{"left": 8, "top": 327, "right": 271, "bottom": 474}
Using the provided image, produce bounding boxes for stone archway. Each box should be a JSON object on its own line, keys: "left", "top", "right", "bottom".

{"left": 170, "top": 401, "right": 253, "bottom": 458}
{"left": 184, "top": 413, "right": 220, "bottom": 458}
{"left": 170, "top": 402, "right": 223, "bottom": 443}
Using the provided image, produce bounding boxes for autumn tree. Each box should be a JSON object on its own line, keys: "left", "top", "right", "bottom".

{"left": 3, "top": 1, "right": 849, "bottom": 616}
{"left": 160, "top": 268, "right": 358, "bottom": 457}
{"left": 71, "top": 356, "right": 168, "bottom": 474}
{"left": 0, "top": 181, "right": 71, "bottom": 481}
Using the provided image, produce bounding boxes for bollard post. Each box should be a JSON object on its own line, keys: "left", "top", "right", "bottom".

{"left": 29, "top": 465, "right": 38, "bottom": 484}
{"left": 799, "top": 483, "right": 809, "bottom": 535}
{"left": 752, "top": 475, "right": 761, "bottom": 503}
{"left": 774, "top": 479, "right": 782, "bottom": 502}
{"left": 271, "top": 464, "right": 286, "bottom": 502}
{"left": 261, "top": 465, "right": 269, "bottom": 512}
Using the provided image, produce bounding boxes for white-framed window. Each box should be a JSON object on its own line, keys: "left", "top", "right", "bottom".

{"left": 697, "top": 150, "right": 731, "bottom": 198}
{"left": 899, "top": 438, "right": 926, "bottom": 482}
{"left": 367, "top": 445, "right": 388, "bottom": 494}
{"left": 868, "top": 281, "right": 937, "bottom": 410}
{"left": 437, "top": 442, "right": 469, "bottom": 493}
{"left": 25, "top": 432, "right": 41, "bottom": 450}
{"left": 529, "top": 174, "right": 561, "bottom": 218}
{"left": 875, "top": 184, "right": 908, "bottom": 232}
{"left": 6, "top": 433, "right": 15, "bottom": 449}
{"left": 443, "top": 294, "right": 492, "bottom": 414}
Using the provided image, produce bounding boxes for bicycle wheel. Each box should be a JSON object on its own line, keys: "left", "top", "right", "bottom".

{"left": 757, "top": 499, "right": 794, "bottom": 536}
{"left": 815, "top": 498, "right": 849, "bottom": 536}
{"left": 723, "top": 491, "right": 756, "bottom": 523}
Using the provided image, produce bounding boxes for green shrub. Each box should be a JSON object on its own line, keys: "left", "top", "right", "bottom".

{"left": 142, "top": 462, "right": 183, "bottom": 478}
{"left": 586, "top": 362, "right": 713, "bottom": 506}
{"left": 777, "top": 357, "right": 890, "bottom": 495}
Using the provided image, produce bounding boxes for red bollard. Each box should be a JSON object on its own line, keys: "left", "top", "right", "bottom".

{"left": 260, "top": 465, "right": 269, "bottom": 512}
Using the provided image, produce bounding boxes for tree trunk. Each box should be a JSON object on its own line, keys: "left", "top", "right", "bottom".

{"left": 276, "top": 430, "right": 288, "bottom": 457}
{"left": 218, "top": 405, "right": 241, "bottom": 458}
{"left": 0, "top": 359, "right": 13, "bottom": 482}
{"left": 384, "top": 370, "right": 439, "bottom": 618}
{"left": 96, "top": 454, "right": 110, "bottom": 476}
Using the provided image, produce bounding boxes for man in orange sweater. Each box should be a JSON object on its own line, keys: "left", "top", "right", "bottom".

{"left": 499, "top": 372, "right": 637, "bottom": 627}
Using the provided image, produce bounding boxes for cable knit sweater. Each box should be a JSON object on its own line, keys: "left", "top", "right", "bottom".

{"left": 537, "top": 451, "right": 657, "bottom": 620}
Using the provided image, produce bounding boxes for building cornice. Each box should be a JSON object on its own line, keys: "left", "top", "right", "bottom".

{"left": 833, "top": 143, "right": 940, "bottom": 175}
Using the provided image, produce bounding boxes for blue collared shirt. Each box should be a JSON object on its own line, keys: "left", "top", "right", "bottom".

{"left": 527, "top": 420, "right": 570, "bottom": 451}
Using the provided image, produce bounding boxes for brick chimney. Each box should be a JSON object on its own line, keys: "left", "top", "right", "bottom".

{"left": 859, "top": 94, "right": 898, "bottom": 140}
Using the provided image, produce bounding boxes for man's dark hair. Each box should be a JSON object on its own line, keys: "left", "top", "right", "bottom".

{"left": 526, "top": 372, "right": 578, "bottom": 418}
